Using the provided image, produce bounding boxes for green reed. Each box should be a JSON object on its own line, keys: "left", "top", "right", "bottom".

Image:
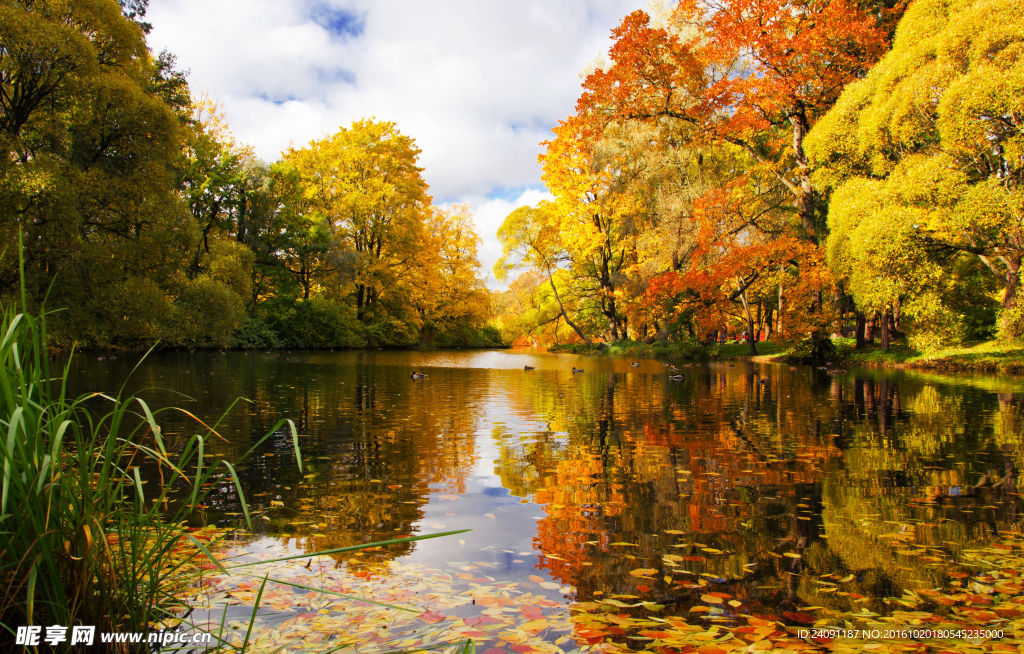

{"left": 0, "top": 242, "right": 470, "bottom": 653}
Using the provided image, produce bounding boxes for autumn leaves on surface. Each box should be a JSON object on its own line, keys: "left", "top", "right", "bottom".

{"left": 495, "top": 0, "right": 1023, "bottom": 357}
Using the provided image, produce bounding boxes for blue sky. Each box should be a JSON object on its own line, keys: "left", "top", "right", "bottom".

{"left": 147, "top": 0, "right": 648, "bottom": 284}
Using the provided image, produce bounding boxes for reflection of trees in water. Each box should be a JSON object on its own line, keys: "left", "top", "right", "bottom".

{"left": 68, "top": 354, "right": 489, "bottom": 568}
{"left": 490, "top": 365, "right": 1024, "bottom": 620}
{"left": 68, "top": 355, "right": 1024, "bottom": 612}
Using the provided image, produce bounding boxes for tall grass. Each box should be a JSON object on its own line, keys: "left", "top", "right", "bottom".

{"left": 0, "top": 251, "right": 312, "bottom": 649}
{"left": 0, "top": 249, "right": 471, "bottom": 653}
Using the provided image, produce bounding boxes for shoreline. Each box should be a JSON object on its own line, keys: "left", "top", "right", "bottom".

{"left": 552, "top": 339, "right": 1024, "bottom": 374}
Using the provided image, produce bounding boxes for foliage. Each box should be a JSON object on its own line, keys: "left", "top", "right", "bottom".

{"left": 228, "top": 317, "right": 281, "bottom": 349}
{"left": 0, "top": 0, "right": 196, "bottom": 349}
{"left": 809, "top": 0, "right": 1023, "bottom": 340}
{"left": 503, "top": 0, "right": 894, "bottom": 350}
{"left": 0, "top": 278, "right": 303, "bottom": 650}
{"left": 270, "top": 297, "right": 365, "bottom": 350}
{"left": 0, "top": 4, "right": 499, "bottom": 351}
{"left": 786, "top": 331, "right": 839, "bottom": 363}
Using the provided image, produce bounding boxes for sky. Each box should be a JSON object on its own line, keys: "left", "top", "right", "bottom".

{"left": 146, "top": 0, "right": 647, "bottom": 286}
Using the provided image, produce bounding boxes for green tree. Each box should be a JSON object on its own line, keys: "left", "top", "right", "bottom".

{"left": 0, "top": 0, "right": 196, "bottom": 348}
{"left": 808, "top": 0, "right": 1022, "bottom": 342}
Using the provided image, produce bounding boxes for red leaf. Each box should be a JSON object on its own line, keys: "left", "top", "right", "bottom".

{"left": 783, "top": 612, "right": 816, "bottom": 625}
{"left": 419, "top": 610, "right": 446, "bottom": 624}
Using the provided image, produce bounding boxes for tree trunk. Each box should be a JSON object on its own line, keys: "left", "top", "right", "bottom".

{"left": 791, "top": 109, "right": 817, "bottom": 244}
{"left": 738, "top": 281, "right": 758, "bottom": 355}
{"left": 765, "top": 306, "right": 774, "bottom": 341}
{"left": 1005, "top": 257, "right": 1021, "bottom": 309}
{"left": 544, "top": 263, "right": 591, "bottom": 346}
{"left": 755, "top": 301, "right": 762, "bottom": 342}
{"left": 855, "top": 313, "right": 866, "bottom": 349}
{"left": 777, "top": 283, "right": 784, "bottom": 337}
{"left": 880, "top": 308, "right": 891, "bottom": 351}
{"left": 865, "top": 313, "right": 875, "bottom": 343}
{"left": 607, "top": 294, "right": 619, "bottom": 341}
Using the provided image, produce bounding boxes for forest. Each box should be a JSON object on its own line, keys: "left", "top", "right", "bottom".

{"left": 493, "top": 0, "right": 1023, "bottom": 357}
{"left": 2, "top": 0, "right": 1021, "bottom": 356}
{"left": 0, "top": 0, "right": 498, "bottom": 351}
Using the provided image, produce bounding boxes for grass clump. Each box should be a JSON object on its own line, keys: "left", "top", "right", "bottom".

{"left": 0, "top": 270, "right": 310, "bottom": 649}
{"left": 0, "top": 248, "right": 470, "bottom": 652}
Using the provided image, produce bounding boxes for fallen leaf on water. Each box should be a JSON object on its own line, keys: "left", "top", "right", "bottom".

{"left": 782, "top": 611, "right": 816, "bottom": 624}
{"left": 418, "top": 610, "right": 446, "bottom": 624}
{"left": 520, "top": 619, "right": 548, "bottom": 633}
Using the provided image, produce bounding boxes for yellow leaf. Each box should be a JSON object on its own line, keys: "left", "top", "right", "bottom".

{"left": 521, "top": 619, "right": 549, "bottom": 632}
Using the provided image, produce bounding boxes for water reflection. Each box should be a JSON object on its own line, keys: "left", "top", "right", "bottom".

{"left": 68, "top": 351, "right": 1024, "bottom": 650}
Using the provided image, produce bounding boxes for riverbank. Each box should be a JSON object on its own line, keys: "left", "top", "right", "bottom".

{"left": 553, "top": 338, "right": 1024, "bottom": 372}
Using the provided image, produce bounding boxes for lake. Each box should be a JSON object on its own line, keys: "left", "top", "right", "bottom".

{"left": 69, "top": 349, "right": 1024, "bottom": 653}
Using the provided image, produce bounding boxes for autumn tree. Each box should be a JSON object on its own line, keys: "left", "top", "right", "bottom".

{"left": 283, "top": 120, "right": 430, "bottom": 328}
{"left": 541, "top": 115, "right": 648, "bottom": 340}
{"left": 495, "top": 203, "right": 593, "bottom": 345}
{"left": 419, "top": 204, "right": 492, "bottom": 343}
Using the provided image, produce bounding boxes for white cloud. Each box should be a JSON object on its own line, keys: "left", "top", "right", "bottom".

{"left": 454, "top": 188, "right": 554, "bottom": 288}
{"left": 146, "top": 0, "right": 645, "bottom": 284}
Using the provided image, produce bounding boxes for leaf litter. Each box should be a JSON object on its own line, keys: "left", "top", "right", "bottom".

{"left": 163, "top": 527, "right": 1024, "bottom": 654}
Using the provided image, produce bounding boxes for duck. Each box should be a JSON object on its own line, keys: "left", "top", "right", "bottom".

{"left": 662, "top": 363, "right": 670, "bottom": 367}
{"left": 757, "top": 378, "right": 769, "bottom": 385}
{"left": 631, "top": 362, "right": 640, "bottom": 367}
{"left": 669, "top": 374, "right": 686, "bottom": 381}
{"left": 670, "top": 364, "right": 681, "bottom": 371}
{"left": 572, "top": 367, "right": 584, "bottom": 374}
{"left": 410, "top": 372, "right": 427, "bottom": 380}
{"left": 524, "top": 365, "right": 535, "bottom": 370}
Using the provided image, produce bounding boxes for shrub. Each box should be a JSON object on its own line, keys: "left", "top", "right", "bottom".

{"left": 169, "top": 275, "right": 246, "bottom": 349}
{"left": 998, "top": 304, "right": 1024, "bottom": 342}
{"left": 786, "top": 331, "right": 838, "bottom": 363}
{"left": 277, "top": 298, "right": 364, "bottom": 349}
{"left": 229, "top": 317, "right": 281, "bottom": 349}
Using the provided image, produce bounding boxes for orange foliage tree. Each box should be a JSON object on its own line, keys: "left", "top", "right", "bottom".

{"left": 538, "top": 0, "right": 892, "bottom": 345}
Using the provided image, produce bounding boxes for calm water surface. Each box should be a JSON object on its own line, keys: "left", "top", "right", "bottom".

{"left": 69, "top": 349, "right": 1024, "bottom": 651}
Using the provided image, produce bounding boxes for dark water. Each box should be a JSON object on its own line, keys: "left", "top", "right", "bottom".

{"left": 68, "top": 350, "right": 1024, "bottom": 650}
